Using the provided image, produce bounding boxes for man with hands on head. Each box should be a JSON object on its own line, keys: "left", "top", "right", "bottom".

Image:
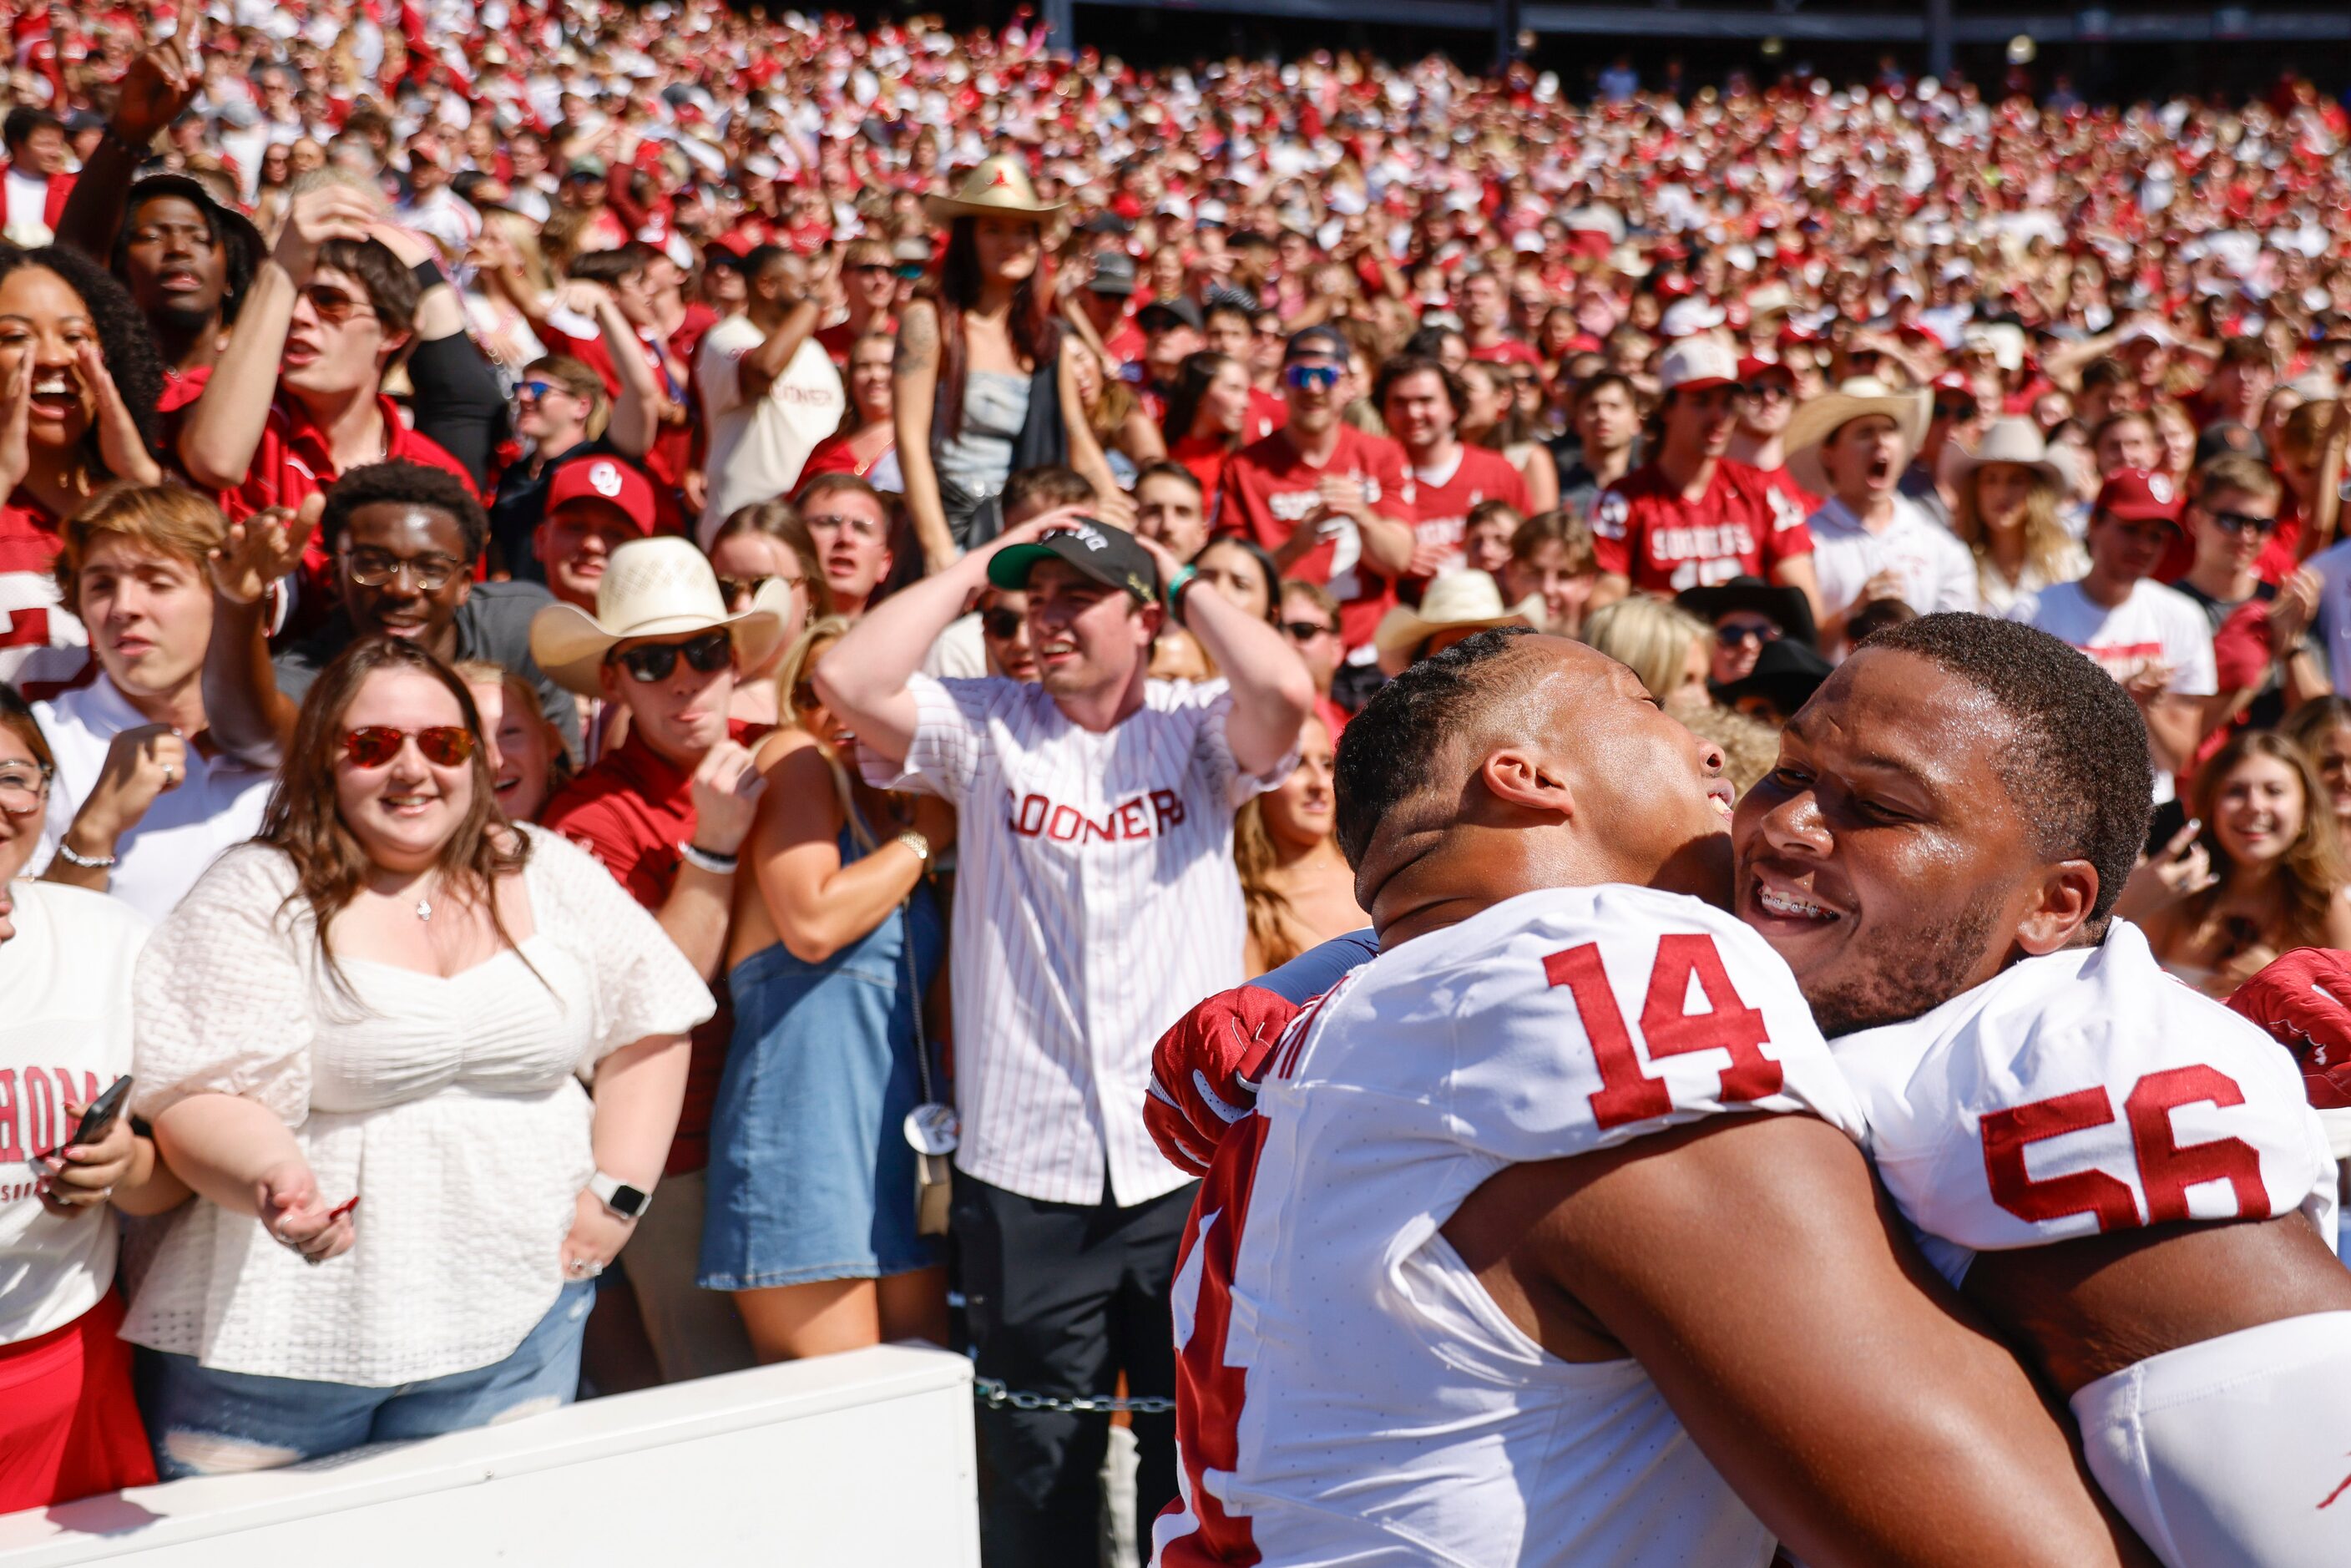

{"left": 816, "top": 508, "right": 1311, "bottom": 1561}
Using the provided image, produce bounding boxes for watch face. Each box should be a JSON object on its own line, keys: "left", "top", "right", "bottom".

{"left": 612, "top": 1184, "right": 649, "bottom": 1216}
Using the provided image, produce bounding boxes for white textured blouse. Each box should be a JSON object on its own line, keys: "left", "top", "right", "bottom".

{"left": 124, "top": 826, "right": 714, "bottom": 1387}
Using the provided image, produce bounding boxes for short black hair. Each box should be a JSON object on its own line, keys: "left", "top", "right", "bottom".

{"left": 1864, "top": 614, "right": 2151, "bottom": 928}
{"left": 1372, "top": 352, "right": 1466, "bottom": 419}
{"left": 321, "top": 461, "right": 490, "bottom": 562}
{"left": 3, "top": 106, "right": 60, "bottom": 152}
{"left": 1333, "top": 626, "right": 1535, "bottom": 871}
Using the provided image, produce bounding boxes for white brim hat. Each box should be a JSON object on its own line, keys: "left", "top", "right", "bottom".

{"left": 1373, "top": 570, "right": 1542, "bottom": 674}
{"left": 1783, "top": 377, "right": 1932, "bottom": 496}
{"left": 1939, "top": 416, "right": 2069, "bottom": 494}
{"left": 529, "top": 536, "right": 786, "bottom": 697}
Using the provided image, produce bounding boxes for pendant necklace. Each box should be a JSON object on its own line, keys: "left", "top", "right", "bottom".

{"left": 414, "top": 877, "right": 437, "bottom": 923}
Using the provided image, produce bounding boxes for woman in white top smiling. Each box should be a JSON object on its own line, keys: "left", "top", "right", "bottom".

{"left": 126, "top": 635, "right": 711, "bottom": 1478}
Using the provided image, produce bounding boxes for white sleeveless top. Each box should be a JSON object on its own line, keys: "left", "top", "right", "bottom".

{"left": 1150, "top": 885, "right": 1866, "bottom": 1567}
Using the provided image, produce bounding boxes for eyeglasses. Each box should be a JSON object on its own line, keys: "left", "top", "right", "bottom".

{"left": 1715, "top": 620, "right": 1782, "bottom": 649}
{"left": 2209, "top": 509, "right": 2279, "bottom": 537}
{"left": 850, "top": 262, "right": 893, "bottom": 276}
{"left": 341, "top": 726, "right": 476, "bottom": 769}
{"left": 301, "top": 283, "right": 375, "bottom": 324}
{"left": 1934, "top": 399, "right": 1980, "bottom": 422}
{"left": 1284, "top": 362, "right": 1342, "bottom": 392}
{"left": 1281, "top": 618, "right": 1337, "bottom": 642}
{"left": 344, "top": 550, "right": 463, "bottom": 591}
{"left": 802, "top": 511, "right": 882, "bottom": 540}
{"left": 0, "top": 758, "right": 52, "bottom": 812}
{"left": 1747, "top": 381, "right": 1794, "bottom": 402}
{"left": 981, "top": 607, "right": 1025, "bottom": 640}
{"left": 716, "top": 573, "right": 801, "bottom": 604}
{"left": 610, "top": 630, "right": 733, "bottom": 684}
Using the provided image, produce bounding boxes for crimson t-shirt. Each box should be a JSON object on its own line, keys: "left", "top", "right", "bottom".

{"left": 1216, "top": 423, "right": 1414, "bottom": 652}
{"left": 1590, "top": 458, "right": 1813, "bottom": 594}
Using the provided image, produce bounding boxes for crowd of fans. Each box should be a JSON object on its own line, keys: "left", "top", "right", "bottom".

{"left": 2, "top": 0, "right": 2350, "bottom": 1559}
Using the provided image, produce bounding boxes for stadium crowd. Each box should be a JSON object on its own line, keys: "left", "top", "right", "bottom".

{"left": 2, "top": 0, "right": 2351, "bottom": 1560}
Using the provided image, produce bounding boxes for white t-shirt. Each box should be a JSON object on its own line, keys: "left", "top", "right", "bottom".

{"left": 1831, "top": 919, "right": 2335, "bottom": 1289}
{"left": 1154, "top": 885, "right": 1864, "bottom": 1568}
{"left": 1806, "top": 493, "right": 1980, "bottom": 624}
{"left": 33, "top": 675, "right": 275, "bottom": 925}
{"left": 3, "top": 168, "right": 53, "bottom": 246}
{"left": 694, "top": 314, "right": 847, "bottom": 546}
{"left": 2028, "top": 578, "right": 2216, "bottom": 802}
{"left": 0, "top": 879, "right": 150, "bottom": 1344}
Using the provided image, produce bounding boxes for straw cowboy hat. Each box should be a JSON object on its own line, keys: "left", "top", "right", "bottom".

{"left": 1783, "top": 377, "right": 1932, "bottom": 496}
{"left": 529, "top": 536, "right": 788, "bottom": 697}
{"left": 1373, "top": 570, "right": 1542, "bottom": 675}
{"left": 1939, "top": 416, "right": 2071, "bottom": 495}
{"left": 923, "top": 153, "right": 1064, "bottom": 225}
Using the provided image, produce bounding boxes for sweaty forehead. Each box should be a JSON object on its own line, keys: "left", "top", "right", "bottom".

{"left": 1792, "top": 649, "right": 2014, "bottom": 802}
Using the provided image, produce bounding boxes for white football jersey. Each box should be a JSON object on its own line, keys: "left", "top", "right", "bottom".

{"left": 1831, "top": 919, "right": 2338, "bottom": 1288}
{"left": 1150, "top": 885, "right": 1867, "bottom": 1568}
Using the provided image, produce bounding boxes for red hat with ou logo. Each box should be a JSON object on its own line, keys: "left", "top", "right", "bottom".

{"left": 2093, "top": 468, "right": 2184, "bottom": 527}
{"left": 546, "top": 456, "right": 657, "bottom": 534}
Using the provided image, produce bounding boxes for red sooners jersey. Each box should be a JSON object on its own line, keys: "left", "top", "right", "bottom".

{"left": 1831, "top": 919, "right": 2336, "bottom": 1287}
{"left": 1590, "top": 459, "right": 1813, "bottom": 596}
{"left": 1152, "top": 885, "right": 1864, "bottom": 1568}
{"left": 1216, "top": 425, "right": 1414, "bottom": 654}
{"left": 1402, "top": 445, "right": 1529, "bottom": 585}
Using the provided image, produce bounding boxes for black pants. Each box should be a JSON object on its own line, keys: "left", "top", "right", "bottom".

{"left": 953, "top": 1169, "right": 1196, "bottom": 1567}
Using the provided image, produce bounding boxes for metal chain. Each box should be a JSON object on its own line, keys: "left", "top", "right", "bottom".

{"left": 973, "top": 1376, "right": 1176, "bottom": 1416}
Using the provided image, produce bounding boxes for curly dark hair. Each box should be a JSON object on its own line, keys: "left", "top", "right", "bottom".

{"left": 0, "top": 246, "right": 164, "bottom": 473}
{"left": 1866, "top": 614, "right": 2153, "bottom": 929}
{"left": 320, "top": 461, "right": 490, "bottom": 563}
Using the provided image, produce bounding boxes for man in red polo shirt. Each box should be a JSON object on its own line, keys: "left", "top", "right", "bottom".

{"left": 1588, "top": 339, "right": 1823, "bottom": 621}
{"left": 1216, "top": 325, "right": 1414, "bottom": 706}
{"left": 176, "top": 190, "right": 474, "bottom": 622}
{"left": 533, "top": 535, "right": 783, "bottom": 1386}
{"left": 1375, "top": 352, "right": 1529, "bottom": 594}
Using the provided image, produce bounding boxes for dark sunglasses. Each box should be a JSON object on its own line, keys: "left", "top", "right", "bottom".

{"left": 790, "top": 681, "right": 823, "bottom": 711}
{"left": 301, "top": 283, "right": 372, "bottom": 323}
{"left": 1747, "top": 381, "right": 1794, "bottom": 402}
{"left": 1281, "top": 618, "right": 1337, "bottom": 641}
{"left": 1934, "top": 399, "right": 1979, "bottom": 421}
{"left": 2209, "top": 509, "right": 2278, "bottom": 537}
{"left": 518, "top": 379, "right": 567, "bottom": 401}
{"left": 1284, "top": 362, "right": 1342, "bottom": 392}
{"left": 850, "top": 262, "right": 893, "bottom": 276}
{"left": 892, "top": 262, "right": 927, "bottom": 281}
{"left": 981, "top": 607, "right": 1025, "bottom": 640}
{"left": 341, "top": 725, "right": 476, "bottom": 769}
{"left": 716, "top": 574, "right": 799, "bottom": 603}
{"left": 610, "top": 630, "right": 733, "bottom": 683}
{"left": 1715, "top": 621, "right": 1782, "bottom": 649}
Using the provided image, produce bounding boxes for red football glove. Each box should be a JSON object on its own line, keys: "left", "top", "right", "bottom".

{"left": 2224, "top": 947, "right": 2351, "bottom": 1110}
{"left": 1146, "top": 984, "right": 1298, "bottom": 1176}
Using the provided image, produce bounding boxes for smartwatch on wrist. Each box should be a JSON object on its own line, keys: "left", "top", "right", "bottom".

{"left": 589, "top": 1170, "right": 652, "bottom": 1221}
{"left": 1164, "top": 564, "right": 1199, "bottom": 628}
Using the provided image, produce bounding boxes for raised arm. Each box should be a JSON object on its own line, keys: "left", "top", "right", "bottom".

{"left": 199, "top": 498, "right": 320, "bottom": 766}
{"left": 892, "top": 299, "right": 958, "bottom": 574}
{"left": 1142, "top": 532, "right": 1312, "bottom": 778}
{"left": 565, "top": 281, "right": 660, "bottom": 458}
{"left": 1474, "top": 1114, "right": 2151, "bottom": 1568}
{"left": 734, "top": 299, "right": 823, "bottom": 405}
{"left": 54, "top": 0, "right": 201, "bottom": 261}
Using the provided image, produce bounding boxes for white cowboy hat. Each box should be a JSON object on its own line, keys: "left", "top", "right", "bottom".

{"left": 1938, "top": 416, "right": 2070, "bottom": 495}
{"left": 1782, "top": 377, "right": 1932, "bottom": 496}
{"left": 923, "top": 153, "right": 1065, "bottom": 225}
{"left": 1373, "top": 571, "right": 1542, "bottom": 675}
{"left": 529, "top": 536, "right": 786, "bottom": 697}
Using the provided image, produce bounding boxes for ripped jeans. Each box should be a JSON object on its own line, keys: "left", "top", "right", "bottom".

{"left": 134, "top": 1281, "right": 594, "bottom": 1480}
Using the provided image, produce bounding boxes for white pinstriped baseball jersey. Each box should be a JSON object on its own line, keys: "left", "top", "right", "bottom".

{"left": 866, "top": 672, "right": 1294, "bottom": 1206}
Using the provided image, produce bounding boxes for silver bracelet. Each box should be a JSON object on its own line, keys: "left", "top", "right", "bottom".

{"left": 676, "top": 840, "right": 738, "bottom": 875}
{"left": 54, "top": 837, "right": 118, "bottom": 869}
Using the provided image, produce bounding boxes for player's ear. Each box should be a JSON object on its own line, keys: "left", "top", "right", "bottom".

{"left": 2014, "top": 857, "right": 2098, "bottom": 956}
{"left": 1479, "top": 746, "right": 1574, "bottom": 822}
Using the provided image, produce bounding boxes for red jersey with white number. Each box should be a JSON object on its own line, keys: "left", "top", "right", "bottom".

{"left": 1216, "top": 425, "right": 1414, "bottom": 654}
{"left": 1151, "top": 885, "right": 1864, "bottom": 1568}
{"left": 1590, "top": 459, "right": 1812, "bottom": 596}
{"left": 1830, "top": 919, "right": 2335, "bottom": 1289}
{"left": 1402, "top": 445, "right": 1529, "bottom": 585}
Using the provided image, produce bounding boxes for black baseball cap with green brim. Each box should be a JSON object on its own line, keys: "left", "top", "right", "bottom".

{"left": 987, "top": 518, "right": 1160, "bottom": 603}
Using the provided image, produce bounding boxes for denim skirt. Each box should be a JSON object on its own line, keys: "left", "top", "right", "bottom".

{"left": 700, "top": 883, "right": 944, "bottom": 1290}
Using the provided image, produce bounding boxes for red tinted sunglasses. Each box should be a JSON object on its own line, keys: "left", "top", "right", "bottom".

{"left": 341, "top": 725, "right": 477, "bottom": 769}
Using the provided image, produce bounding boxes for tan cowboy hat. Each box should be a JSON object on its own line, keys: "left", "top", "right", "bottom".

{"left": 529, "top": 536, "right": 787, "bottom": 697}
{"left": 1939, "top": 416, "right": 2070, "bottom": 495}
{"left": 1373, "top": 571, "right": 1542, "bottom": 675}
{"left": 1783, "top": 377, "right": 1933, "bottom": 496}
{"left": 923, "top": 153, "right": 1064, "bottom": 225}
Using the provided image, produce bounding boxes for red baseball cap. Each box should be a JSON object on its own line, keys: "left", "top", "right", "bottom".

{"left": 1737, "top": 353, "right": 1790, "bottom": 382}
{"left": 546, "top": 456, "right": 657, "bottom": 534}
{"left": 2093, "top": 468, "right": 2184, "bottom": 527}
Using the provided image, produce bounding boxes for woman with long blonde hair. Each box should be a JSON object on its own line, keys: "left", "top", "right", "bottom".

{"left": 1945, "top": 418, "right": 2086, "bottom": 620}
{"left": 1580, "top": 596, "right": 1713, "bottom": 714}
{"left": 1233, "top": 711, "right": 1363, "bottom": 974}
{"left": 705, "top": 618, "right": 954, "bottom": 1362}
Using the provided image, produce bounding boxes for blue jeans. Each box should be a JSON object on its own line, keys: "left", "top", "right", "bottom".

{"left": 136, "top": 1281, "right": 594, "bottom": 1480}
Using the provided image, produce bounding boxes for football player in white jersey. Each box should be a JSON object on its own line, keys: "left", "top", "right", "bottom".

{"left": 1733, "top": 612, "right": 2351, "bottom": 1568}
{"left": 1150, "top": 629, "right": 2142, "bottom": 1568}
